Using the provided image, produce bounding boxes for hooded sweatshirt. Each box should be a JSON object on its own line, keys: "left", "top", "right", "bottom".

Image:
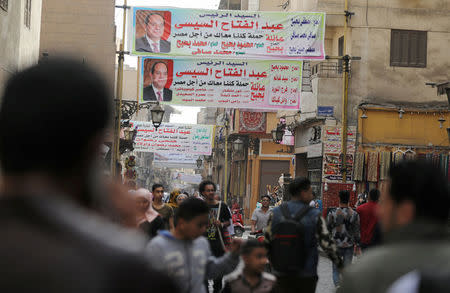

{"left": 146, "top": 231, "right": 240, "bottom": 293}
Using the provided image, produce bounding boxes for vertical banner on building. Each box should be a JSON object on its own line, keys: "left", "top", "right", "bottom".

{"left": 128, "top": 7, "right": 326, "bottom": 60}
{"left": 139, "top": 57, "right": 302, "bottom": 110}
{"left": 322, "top": 126, "right": 356, "bottom": 182}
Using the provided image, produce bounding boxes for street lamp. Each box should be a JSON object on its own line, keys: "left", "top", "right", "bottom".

{"left": 150, "top": 104, "right": 165, "bottom": 129}
{"left": 196, "top": 157, "right": 203, "bottom": 169}
{"left": 233, "top": 138, "right": 244, "bottom": 153}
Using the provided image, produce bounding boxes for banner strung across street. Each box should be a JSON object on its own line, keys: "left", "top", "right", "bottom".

{"left": 129, "top": 7, "right": 326, "bottom": 60}
{"left": 139, "top": 57, "right": 302, "bottom": 110}
{"left": 130, "top": 121, "right": 214, "bottom": 155}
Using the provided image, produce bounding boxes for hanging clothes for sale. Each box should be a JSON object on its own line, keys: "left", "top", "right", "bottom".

{"left": 379, "top": 151, "right": 391, "bottom": 180}
{"left": 367, "top": 152, "right": 379, "bottom": 182}
{"left": 353, "top": 152, "right": 365, "bottom": 181}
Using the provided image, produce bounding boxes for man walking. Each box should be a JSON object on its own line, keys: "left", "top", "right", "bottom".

{"left": 338, "top": 160, "right": 450, "bottom": 293}
{"left": 146, "top": 198, "right": 241, "bottom": 293}
{"left": 199, "top": 180, "right": 231, "bottom": 293}
{"left": 327, "top": 190, "right": 360, "bottom": 287}
{"left": 356, "top": 188, "right": 381, "bottom": 250}
{"left": 266, "top": 177, "right": 342, "bottom": 293}
{"left": 251, "top": 195, "right": 272, "bottom": 233}
{"left": 0, "top": 59, "right": 175, "bottom": 292}
{"left": 151, "top": 183, "right": 174, "bottom": 231}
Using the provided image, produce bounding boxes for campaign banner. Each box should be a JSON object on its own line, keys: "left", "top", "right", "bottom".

{"left": 139, "top": 57, "right": 302, "bottom": 110}
{"left": 129, "top": 7, "right": 326, "bottom": 60}
{"left": 130, "top": 121, "right": 214, "bottom": 155}
{"left": 154, "top": 153, "right": 197, "bottom": 164}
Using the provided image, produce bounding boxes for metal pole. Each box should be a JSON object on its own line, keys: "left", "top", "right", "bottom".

{"left": 341, "top": 0, "right": 349, "bottom": 183}
{"left": 111, "top": 0, "right": 128, "bottom": 178}
{"left": 224, "top": 119, "right": 229, "bottom": 203}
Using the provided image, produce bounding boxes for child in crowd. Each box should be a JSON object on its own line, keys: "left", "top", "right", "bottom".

{"left": 222, "top": 240, "right": 276, "bottom": 293}
{"left": 146, "top": 198, "right": 241, "bottom": 293}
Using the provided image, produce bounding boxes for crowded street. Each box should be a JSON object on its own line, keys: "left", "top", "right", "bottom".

{"left": 1, "top": 0, "right": 449, "bottom": 292}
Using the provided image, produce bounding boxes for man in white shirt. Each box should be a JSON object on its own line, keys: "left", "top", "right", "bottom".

{"left": 143, "top": 61, "right": 172, "bottom": 101}
{"left": 135, "top": 12, "right": 171, "bottom": 53}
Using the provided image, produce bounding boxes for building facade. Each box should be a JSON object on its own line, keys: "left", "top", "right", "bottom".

{"left": 278, "top": 0, "right": 450, "bottom": 213}
{"left": 39, "top": 0, "right": 116, "bottom": 92}
{"left": 0, "top": 0, "right": 42, "bottom": 94}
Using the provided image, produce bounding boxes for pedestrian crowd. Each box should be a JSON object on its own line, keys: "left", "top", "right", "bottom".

{"left": 0, "top": 59, "right": 448, "bottom": 292}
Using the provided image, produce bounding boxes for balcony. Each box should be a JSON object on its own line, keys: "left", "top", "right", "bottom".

{"left": 311, "top": 61, "right": 346, "bottom": 78}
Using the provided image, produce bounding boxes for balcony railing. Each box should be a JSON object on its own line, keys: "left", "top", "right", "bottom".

{"left": 311, "top": 61, "right": 348, "bottom": 78}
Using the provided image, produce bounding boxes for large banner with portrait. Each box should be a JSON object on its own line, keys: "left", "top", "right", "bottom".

{"left": 139, "top": 57, "right": 302, "bottom": 110}
{"left": 128, "top": 7, "right": 326, "bottom": 60}
{"left": 130, "top": 121, "right": 214, "bottom": 155}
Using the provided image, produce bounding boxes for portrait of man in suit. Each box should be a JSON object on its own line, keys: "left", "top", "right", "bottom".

{"left": 136, "top": 12, "right": 171, "bottom": 53}
{"left": 143, "top": 61, "right": 172, "bottom": 102}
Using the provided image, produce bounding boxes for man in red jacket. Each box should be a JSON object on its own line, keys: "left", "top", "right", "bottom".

{"left": 356, "top": 189, "right": 380, "bottom": 250}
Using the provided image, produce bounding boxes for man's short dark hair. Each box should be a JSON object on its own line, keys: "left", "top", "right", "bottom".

{"left": 144, "top": 12, "right": 164, "bottom": 25}
{"left": 241, "top": 239, "right": 265, "bottom": 256}
{"left": 261, "top": 195, "right": 271, "bottom": 201}
{"left": 152, "top": 184, "right": 164, "bottom": 192}
{"left": 389, "top": 160, "right": 449, "bottom": 223}
{"left": 339, "top": 190, "right": 350, "bottom": 204}
{"left": 288, "top": 177, "right": 311, "bottom": 197}
{"left": 369, "top": 188, "right": 380, "bottom": 202}
{"left": 0, "top": 58, "right": 110, "bottom": 175}
{"left": 174, "top": 198, "right": 209, "bottom": 227}
{"left": 151, "top": 61, "right": 168, "bottom": 75}
{"left": 199, "top": 180, "right": 216, "bottom": 194}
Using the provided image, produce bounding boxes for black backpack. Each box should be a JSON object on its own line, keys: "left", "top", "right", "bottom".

{"left": 270, "top": 203, "right": 312, "bottom": 274}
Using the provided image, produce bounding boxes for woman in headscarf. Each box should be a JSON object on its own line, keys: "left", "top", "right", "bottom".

{"left": 167, "top": 189, "right": 181, "bottom": 209}
{"left": 173, "top": 193, "right": 188, "bottom": 215}
{"left": 134, "top": 188, "right": 164, "bottom": 239}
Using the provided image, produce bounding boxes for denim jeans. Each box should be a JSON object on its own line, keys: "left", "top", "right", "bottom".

{"left": 332, "top": 247, "right": 354, "bottom": 286}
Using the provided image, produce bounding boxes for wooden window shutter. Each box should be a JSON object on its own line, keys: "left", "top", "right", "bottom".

{"left": 390, "top": 29, "right": 427, "bottom": 68}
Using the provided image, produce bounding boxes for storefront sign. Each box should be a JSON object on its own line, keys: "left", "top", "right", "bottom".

{"left": 317, "top": 106, "right": 334, "bottom": 117}
{"left": 322, "top": 126, "right": 356, "bottom": 182}
{"left": 129, "top": 7, "right": 326, "bottom": 60}
{"left": 130, "top": 121, "right": 214, "bottom": 155}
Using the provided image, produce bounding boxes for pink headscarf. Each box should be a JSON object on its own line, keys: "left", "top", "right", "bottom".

{"left": 134, "top": 188, "right": 159, "bottom": 224}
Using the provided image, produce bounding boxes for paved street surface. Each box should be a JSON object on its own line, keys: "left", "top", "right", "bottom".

{"left": 316, "top": 255, "right": 335, "bottom": 293}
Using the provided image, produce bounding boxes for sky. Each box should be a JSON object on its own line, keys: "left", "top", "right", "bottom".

{"left": 115, "top": 0, "right": 221, "bottom": 124}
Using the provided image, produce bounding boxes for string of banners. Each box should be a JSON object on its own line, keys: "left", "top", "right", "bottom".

{"left": 128, "top": 7, "right": 326, "bottom": 59}
{"left": 127, "top": 7, "right": 326, "bottom": 110}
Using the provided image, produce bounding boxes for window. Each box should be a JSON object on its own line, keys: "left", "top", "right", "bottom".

{"left": 390, "top": 29, "right": 427, "bottom": 68}
{"left": 24, "top": 0, "right": 32, "bottom": 28}
{"left": 0, "top": 0, "right": 8, "bottom": 12}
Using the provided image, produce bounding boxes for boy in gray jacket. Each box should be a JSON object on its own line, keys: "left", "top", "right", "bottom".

{"left": 146, "top": 198, "right": 242, "bottom": 293}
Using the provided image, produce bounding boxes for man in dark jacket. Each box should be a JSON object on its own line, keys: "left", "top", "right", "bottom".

{"left": 0, "top": 59, "right": 176, "bottom": 292}
{"left": 339, "top": 160, "right": 450, "bottom": 293}
{"left": 266, "top": 177, "right": 343, "bottom": 293}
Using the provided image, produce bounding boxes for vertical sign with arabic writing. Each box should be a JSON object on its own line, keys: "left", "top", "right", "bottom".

{"left": 322, "top": 126, "right": 356, "bottom": 182}
{"left": 139, "top": 58, "right": 302, "bottom": 110}
{"left": 129, "top": 7, "right": 326, "bottom": 60}
{"left": 130, "top": 121, "right": 214, "bottom": 155}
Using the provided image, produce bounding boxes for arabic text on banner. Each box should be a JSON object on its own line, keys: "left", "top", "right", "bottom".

{"left": 140, "top": 58, "right": 302, "bottom": 110}
{"left": 129, "top": 7, "right": 326, "bottom": 60}
{"left": 130, "top": 121, "right": 214, "bottom": 155}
